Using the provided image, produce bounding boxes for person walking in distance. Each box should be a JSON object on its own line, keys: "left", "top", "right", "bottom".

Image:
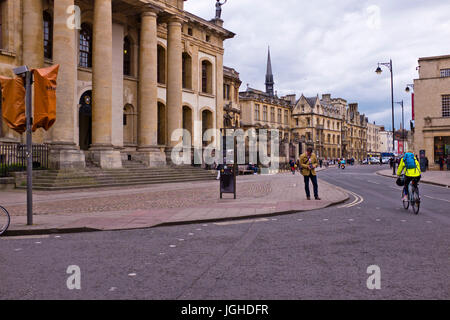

{"left": 300, "top": 147, "right": 321, "bottom": 200}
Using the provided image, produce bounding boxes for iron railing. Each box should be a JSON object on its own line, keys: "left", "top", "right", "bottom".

{"left": 0, "top": 143, "right": 49, "bottom": 177}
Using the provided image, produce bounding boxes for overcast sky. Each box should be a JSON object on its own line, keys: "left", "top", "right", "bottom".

{"left": 185, "top": 0, "right": 450, "bottom": 130}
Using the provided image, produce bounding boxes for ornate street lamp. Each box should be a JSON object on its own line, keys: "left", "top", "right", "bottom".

{"left": 375, "top": 59, "right": 396, "bottom": 174}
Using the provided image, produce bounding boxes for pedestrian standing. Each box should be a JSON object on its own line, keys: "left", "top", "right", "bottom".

{"left": 447, "top": 155, "right": 450, "bottom": 171}
{"left": 439, "top": 156, "right": 444, "bottom": 171}
{"left": 319, "top": 158, "right": 323, "bottom": 168}
{"left": 299, "top": 147, "right": 321, "bottom": 200}
{"left": 380, "top": 156, "right": 383, "bottom": 166}
{"left": 425, "top": 157, "right": 429, "bottom": 170}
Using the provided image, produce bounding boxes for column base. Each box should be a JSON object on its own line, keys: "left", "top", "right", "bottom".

{"left": 48, "top": 143, "right": 86, "bottom": 170}
{"left": 136, "top": 147, "right": 167, "bottom": 167}
{"left": 88, "top": 145, "right": 122, "bottom": 169}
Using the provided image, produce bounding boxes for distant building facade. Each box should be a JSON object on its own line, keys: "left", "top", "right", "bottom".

{"left": 413, "top": 54, "right": 450, "bottom": 168}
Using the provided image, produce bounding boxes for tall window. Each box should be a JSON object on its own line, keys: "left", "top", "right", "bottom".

{"left": 223, "top": 84, "right": 230, "bottom": 100}
{"left": 442, "top": 95, "right": 450, "bottom": 117}
{"left": 254, "top": 104, "right": 260, "bottom": 121}
{"left": 277, "top": 109, "right": 282, "bottom": 123}
{"left": 284, "top": 110, "right": 288, "bottom": 125}
{"left": 263, "top": 106, "right": 268, "bottom": 121}
{"left": 123, "top": 36, "right": 131, "bottom": 76}
{"left": 270, "top": 107, "right": 275, "bottom": 123}
{"left": 182, "top": 53, "right": 192, "bottom": 89}
{"left": 157, "top": 45, "right": 166, "bottom": 84}
{"left": 79, "top": 23, "right": 92, "bottom": 68}
{"left": 43, "top": 11, "right": 53, "bottom": 60}
{"left": 201, "top": 60, "right": 212, "bottom": 94}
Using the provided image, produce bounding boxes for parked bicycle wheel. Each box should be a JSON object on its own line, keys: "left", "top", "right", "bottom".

{"left": 0, "top": 205, "right": 10, "bottom": 236}
{"left": 412, "top": 190, "right": 420, "bottom": 214}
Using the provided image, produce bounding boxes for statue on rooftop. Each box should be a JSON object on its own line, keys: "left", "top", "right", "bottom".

{"left": 215, "top": 0, "right": 227, "bottom": 19}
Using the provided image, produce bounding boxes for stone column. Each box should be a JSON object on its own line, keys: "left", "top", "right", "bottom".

{"left": 90, "top": 0, "right": 121, "bottom": 168}
{"left": 166, "top": 16, "right": 183, "bottom": 150}
{"left": 23, "top": 0, "right": 45, "bottom": 144}
{"left": 22, "top": 0, "right": 44, "bottom": 69}
{"left": 49, "top": 0, "right": 85, "bottom": 169}
{"left": 137, "top": 10, "right": 166, "bottom": 167}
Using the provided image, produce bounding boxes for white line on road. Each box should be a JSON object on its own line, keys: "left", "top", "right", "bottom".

{"left": 338, "top": 189, "right": 364, "bottom": 208}
{"left": 424, "top": 195, "right": 450, "bottom": 203}
{"left": 214, "top": 218, "right": 269, "bottom": 226}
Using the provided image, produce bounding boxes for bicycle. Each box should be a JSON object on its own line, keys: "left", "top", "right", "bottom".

{"left": 0, "top": 205, "right": 10, "bottom": 236}
{"left": 402, "top": 178, "right": 420, "bottom": 214}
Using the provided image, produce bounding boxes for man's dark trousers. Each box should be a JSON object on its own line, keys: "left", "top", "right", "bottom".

{"left": 304, "top": 173, "right": 319, "bottom": 198}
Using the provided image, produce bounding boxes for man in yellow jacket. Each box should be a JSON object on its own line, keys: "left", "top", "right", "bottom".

{"left": 397, "top": 151, "right": 421, "bottom": 201}
{"left": 299, "top": 147, "right": 321, "bottom": 200}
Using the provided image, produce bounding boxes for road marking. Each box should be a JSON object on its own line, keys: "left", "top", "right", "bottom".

{"left": 1, "top": 235, "right": 49, "bottom": 241}
{"left": 401, "top": 220, "right": 406, "bottom": 222}
{"left": 376, "top": 219, "right": 381, "bottom": 222}
{"left": 169, "top": 245, "right": 177, "bottom": 248}
{"left": 128, "top": 273, "right": 137, "bottom": 277}
{"left": 178, "top": 239, "right": 185, "bottom": 241}
{"left": 109, "top": 287, "right": 117, "bottom": 292}
{"left": 426, "top": 221, "right": 432, "bottom": 224}
{"left": 35, "top": 241, "right": 42, "bottom": 244}
{"left": 214, "top": 218, "right": 269, "bottom": 226}
{"left": 338, "top": 189, "right": 364, "bottom": 208}
{"left": 188, "top": 233, "right": 194, "bottom": 236}
{"left": 323, "top": 219, "right": 329, "bottom": 221}
{"left": 424, "top": 195, "right": 450, "bottom": 203}
{"left": 14, "top": 248, "right": 22, "bottom": 251}
{"left": 368, "top": 180, "right": 380, "bottom": 185}
{"left": 297, "top": 219, "right": 303, "bottom": 221}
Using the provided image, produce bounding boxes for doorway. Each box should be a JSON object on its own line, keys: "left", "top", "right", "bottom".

{"left": 79, "top": 90, "right": 92, "bottom": 151}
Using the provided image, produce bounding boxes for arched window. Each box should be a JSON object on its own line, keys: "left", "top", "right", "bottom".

{"left": 201, "top": 60, "right": 213, "bottom": 94}
{"left": 123, "top": 36, "right": 132, "bottom": 76}
{"left": 157, "top": 45, "right": 166, "bottom": 84}
{"left": 182, "top": 52, "right": 192, "bottom": 89}
{"left": 43, "top": 11, "right": 53, "bottom": 60}
{"left": 79, "top": 23, "right": 92, "bottom": 68}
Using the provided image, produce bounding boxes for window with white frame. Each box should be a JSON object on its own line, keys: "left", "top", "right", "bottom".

{"left": 254, "top": 104, "right": 260, "bottom": 121}
{"left": 440, "top": 69, "right": 450, "bottom": 78}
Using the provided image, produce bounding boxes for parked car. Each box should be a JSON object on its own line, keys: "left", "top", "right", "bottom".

{"left": 382, "top": 157, "right": 390, "bottom": 164}
{"left": 368, "top": 157, "right": 380, "bottom": 164}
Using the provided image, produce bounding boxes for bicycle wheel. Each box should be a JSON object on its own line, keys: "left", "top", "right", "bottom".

{"left": 0, "top": 205, "right": 10, "bottom": 236}
{"left": 412, "top": 190, "right": 420, "bottom": 215}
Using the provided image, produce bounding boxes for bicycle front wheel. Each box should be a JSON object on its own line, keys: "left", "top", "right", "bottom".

{"left": 412, "top": 191, "right": 420, "bottom": 215}
{"left": 0, "top": 205, "right": 10, "bottom": 236}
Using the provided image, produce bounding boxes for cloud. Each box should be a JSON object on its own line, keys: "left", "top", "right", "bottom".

{"left": 185, "top": 0, "right": 450, "bottom": 129}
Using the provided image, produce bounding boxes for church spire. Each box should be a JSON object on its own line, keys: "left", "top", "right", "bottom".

{"left": 265, "top": 46, "right": 274, "bottom": 96}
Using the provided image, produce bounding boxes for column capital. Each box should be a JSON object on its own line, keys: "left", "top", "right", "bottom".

{"left": 167, "top": 15, "right": 184, "bottom": 26}
{"left": 141, "top": 5, "right": 160, "bottom": 18}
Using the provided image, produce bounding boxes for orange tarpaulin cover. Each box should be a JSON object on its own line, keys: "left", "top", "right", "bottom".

{"left": 32, "top": 64, "right": 59, "bottom": 132}
{"left": 0, "top": 76, "right": 26, "bottom": 134}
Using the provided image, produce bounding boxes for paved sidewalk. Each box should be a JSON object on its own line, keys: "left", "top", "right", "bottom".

{"left": 2, "top": 169, "right": 349, "bottom": 236}
{"left": 377, "top": 169, "right": 450, "bottom": 188}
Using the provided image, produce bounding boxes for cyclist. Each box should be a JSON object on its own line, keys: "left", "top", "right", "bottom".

{"left": 397, "top": 151, "right": 421, "bottom": 201}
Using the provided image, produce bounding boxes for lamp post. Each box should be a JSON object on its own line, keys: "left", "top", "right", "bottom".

{"left": 395, "top": 100, "right": 404, "bottom": 153}
{"left": 375, "top": 59, "right": 396, "bottom": 175}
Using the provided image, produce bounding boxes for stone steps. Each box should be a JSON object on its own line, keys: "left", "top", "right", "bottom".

{"left": 16, "top": 164, "right": 216, "bottom": 190}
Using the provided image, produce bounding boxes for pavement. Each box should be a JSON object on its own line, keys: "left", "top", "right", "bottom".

{"left": 376, "top": 168, "right": 450, "bottom": 188}
{"left": 1, "top": 167, "right": 348, "bottom": 236}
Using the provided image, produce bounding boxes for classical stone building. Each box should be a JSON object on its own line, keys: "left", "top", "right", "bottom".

{"left": 291, "top": 94, "right": 344, "bottom": 159}
{"left": 0, "top": 0, "right": 234, "bottom": 169}
{"left": 341, "top": 103, "right": 368, "bottom": 160}
{"left": 239, "top": 50, "right": 292, "bottom": 161}
{"left": 367, "top": 122, "right": 382, "bottom": 155}
{"left": 413, "top": 54, "right": 450, "bottom": 168}
{"left": 223, "top": 66, "right": 241, "bottom": 129}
